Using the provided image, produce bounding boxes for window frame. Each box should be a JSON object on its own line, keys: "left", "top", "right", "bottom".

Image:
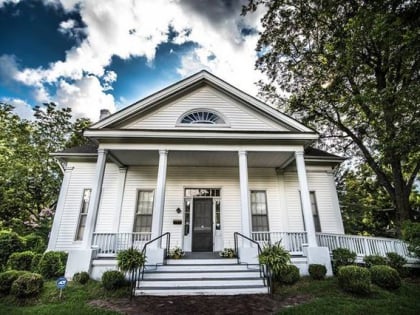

{"left": 75, "top": 188, "right": 92, "bottom": 241}
{"left": 133, "top": 189, "right": 154, "bottom": 233}
{"left": 250, "top": 190, "right": 270, "bottom": 232}
{"left": 310, "top": 191, "right": 322, "bottom": 233}
{"left": 176, "top": 108, "right": 229, "bottom": 127}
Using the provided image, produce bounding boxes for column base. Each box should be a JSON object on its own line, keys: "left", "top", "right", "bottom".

{"left": 238, "top": 246, "right": 259, "bottom": 264}
{"left": 145, "top": 247, "right": 165, "bottom": 265}
{"left": 307, "top": 246, "right": 333, "bottom": 276}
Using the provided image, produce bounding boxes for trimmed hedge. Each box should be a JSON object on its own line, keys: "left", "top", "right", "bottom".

{"left": 102, "top": 270, "right": 126, "bottom": 290}
{"left": 386, "top": 252, "right": 407, "bottom": 275}
{"left": 8, "top": 251, "right": 35, "bottom": 271}
{"left": 363, "top": 255, "right": 387, "bottom": 268}
{"left": 370, "top": 265, "right": 401, "bottom": 290}
{"left": 10, "top": 273, "right": 43, "bottom": 298}
{"left": 0, "top": 230, "right": 25, "bottom": 270}
{"left": 0, "top": 270, "right": 28, "bottom": 295}
{"left": 31, "top": 253, "right": 42, "bottom": 273}
{"left": 338, "top": 265, "right": 371, "bottom": 295}
{"left": 308, "top": 264, "right": 327, "bottom": 280}
{"left": 73, "top": 271, "right": 90, "bottom": 284}
{"left": 277, "top": 265, "right": 300, "bottom": 285}
{"left": 23, "top": 234, "right": 46, "bottom": 254}
{"left": 38, "top": 251, "right": 68, "bottom": 279}
{"left": 332, "top": 248, "right": 356, "bottom": 275}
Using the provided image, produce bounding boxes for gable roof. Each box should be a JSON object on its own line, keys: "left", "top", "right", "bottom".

{"left": 91, "top": 70, "right": 315, "bottom": 134}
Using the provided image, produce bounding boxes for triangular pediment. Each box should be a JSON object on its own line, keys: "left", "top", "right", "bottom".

{"left": 91, "top": 71, "right": 315, "bottom": 134}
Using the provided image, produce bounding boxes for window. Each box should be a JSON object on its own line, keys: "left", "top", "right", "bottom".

{"left": 250, "top": 191, "right": 269, "bottom": 232}
{"left": 133, "top": 191, "right": 154, "bottom": 233}
{"left": 75, "top": 189, "right": 91, "bottom": 241}
{"left": 310, "top": 192, "right": 321, "bottom": 232}
{"left": 180, "top": 110, "right": 225, "bottom": 125}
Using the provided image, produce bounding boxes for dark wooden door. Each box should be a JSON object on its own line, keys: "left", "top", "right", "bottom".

{"left": 192, "top": 198, "right": 213, "bottom": 252}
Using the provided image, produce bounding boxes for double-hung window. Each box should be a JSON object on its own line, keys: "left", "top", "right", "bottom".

{"left": 75, "top": 189, "right": 91, "bottom": 241}
{"left": 250, "top": 191, "right": 269, "bottom": 232}
{"left": 310, "top": 192, "right": 321, "bottom": 232}
{"left": 133, "top": 190, "right": 154, "bottom": 233}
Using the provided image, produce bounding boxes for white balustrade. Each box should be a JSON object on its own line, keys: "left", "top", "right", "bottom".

{"left": 92, "top": 232, "right": 151, "bottom": 257}
{"left": 251, "top": 232, "right": 308, "bottom": 255}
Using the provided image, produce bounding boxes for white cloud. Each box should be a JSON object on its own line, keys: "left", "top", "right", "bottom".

{"left": 0, "top": 0, "right": 20, "bottom": 8}
{"left": 1, "top": 97, "right": 34, "bottom": 119}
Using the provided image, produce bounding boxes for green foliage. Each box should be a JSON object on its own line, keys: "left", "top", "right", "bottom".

{"left": 0, "top": 230, "right": 25, "bottom": 270}
{"left": 332, "top": 248, "right": 356, "bottom": 275}
{"left": 101, "top": 271, "right": 126, "bottom": 291}
{"left": 243, "top": 0, "right": 420, "bottom": 227}
{"left": 402, "top": 221, "right": 420, "bottom": 257}
{"left": 364, "top": 255, "right": 388, "bottom": 268}
{"left": 338, "top": 265, "right": 371, "bottom": 295}
{"left": 277, "top": 264, "right": 300, "bottom": 285}
{"left": 259, "top": 242, "right": 291, "bottom": 278}
{"left": 0, "top": 270, "right": 28, "bottom": 295}
{"left": 10, "top": 273, "right": 43, "bottom": 298}
{"left": 38, "top": 251, "right": 67, "bottom": 279}
{"left": 370, "top": 265, "right": 401, "bottom": 290}
{"left": 30, "top": 254, "right": 42, "bottom": 273}
{"left": 7, "top": 251, "right": 35, "bottom": 271}
{"left": 386, "top": 252, "right": 407, "bottom": 275}
{"left": 308, "top": 264, "right": 327, "bottom": 280}
{"left": 23, "top": 234, "right": 46, "bottom": 254}
{"left": 73, "top": 272, "right": 90, "bottom": 285}
{"left": 116, "top": 248, "right": 145, "bottom": 273}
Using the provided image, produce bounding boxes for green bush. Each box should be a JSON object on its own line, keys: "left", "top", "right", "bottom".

{"left": 73, "top": 271, "right": 90, "bottom": 284}
{"left": 10, "top": 273, "right": 43, "bottom": 298}
{"left": 23, "top": 234, "right": 46, "bottom": 254}
{"left": 277, "top": 264, "right": 300, "bottom": 285}
{"left": 0, "top": 230, "right": 25, "bottom": 270}
{"left": 402, "top": 221, "right": 420, "bottom": 258}
{"left": 117, "top": 248, "right": 146, "bottom": 273}
{"left": 38, "top": 251, "right": 67, "bottom": 279}
{"left": 308, "top": 264, "right": 327, "bottom": 280}
{"left": 102, "top": 270, "right": 126, "bottom": 290}
{"left": 259, "top": 242, "right": 290, "bottom": 278}
{"left": 0, "top": 270, "right": 28, "bottom": 295}
{"left": 338, "top": 265, "right": 371, "bottom": 295}
{"left": 332, "top": 248, "right": 356, "bottom": 275}
{"left": 31, "top": 253, "right": 42, "bottom": 273}
{"left": 386, "top": 252, "right": 407, "bottom": 274}
{"left": 363, "top": 255, "right": 387, "bottom": 268}
{"left": 370, "top": 265, "right": 401, "bottom": 290}
{"left": 7, "top": 251, "right": 35, "bottom": 271}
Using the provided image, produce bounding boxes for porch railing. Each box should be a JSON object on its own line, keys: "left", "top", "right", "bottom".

{"left": 92, "top": 232, "right": 152, "bottom": 257}
{"left": 251, "top": 231, "right": 308, "bottom": 255}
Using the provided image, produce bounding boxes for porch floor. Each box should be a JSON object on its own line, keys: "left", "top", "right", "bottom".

{"left": 182, "top": 252, "right": 223, "bottom": 259}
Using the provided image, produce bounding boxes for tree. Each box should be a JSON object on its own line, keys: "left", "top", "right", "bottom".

{"left": 243, "top": 0, "right": 420, "bottom": 231}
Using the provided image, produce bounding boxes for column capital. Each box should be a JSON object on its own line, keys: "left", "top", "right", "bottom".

{"left": 238, "top": 150, "right": 247, "bottom": 156}
{"left": 159, "top": 149, "right": 168, "bottom": 155}
{"left": 97, "top": 148, "right": 108, "bottom": 155}
{"left": 294, "top": 150, "right": 304, "bottom": 157}
{"left": 119, "top": 166, "right": 128, "bottom": 173}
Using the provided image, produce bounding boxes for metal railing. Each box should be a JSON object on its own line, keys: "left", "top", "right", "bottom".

{"left": 92, "top": 232, "right": 151, "bottom": 257}
{"left": 234, "top": 232, "right": 272, "bottom": 294}
{"left": 251, "top": 231, "right": 308, "bottom": 255}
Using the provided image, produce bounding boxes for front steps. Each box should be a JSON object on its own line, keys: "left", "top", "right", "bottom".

{"left": 135, "top": 258, "right": 269, "bottom": 296}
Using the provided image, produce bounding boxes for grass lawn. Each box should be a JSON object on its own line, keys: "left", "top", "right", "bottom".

{"left": 0, "top": 277, "right": 419, "bottom": 314}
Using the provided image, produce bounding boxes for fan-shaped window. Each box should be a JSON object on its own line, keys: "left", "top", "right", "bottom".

{"left": 180, "top": 110, "right": 225, "bottom": 125}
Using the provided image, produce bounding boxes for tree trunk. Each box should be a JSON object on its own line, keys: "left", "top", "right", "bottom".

{"left": 393, "top": 182, "right": 411, "bottom": 236}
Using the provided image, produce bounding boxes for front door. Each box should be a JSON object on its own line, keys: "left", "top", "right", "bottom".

{"left": 192, "top": 198, "right": 213, "bottom": 251}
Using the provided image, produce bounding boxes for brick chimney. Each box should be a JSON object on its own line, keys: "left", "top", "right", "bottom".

{"left": 99, "top": 109, "right": 111, "bottom": 120}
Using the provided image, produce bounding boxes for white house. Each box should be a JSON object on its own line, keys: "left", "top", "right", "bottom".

{"left": 48, "top": 70, "right": 348, "bottom": 295}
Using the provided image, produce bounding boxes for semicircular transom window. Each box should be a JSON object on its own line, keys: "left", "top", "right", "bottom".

{"left": 180, "top": 110, "right": 225, "bottom": 125}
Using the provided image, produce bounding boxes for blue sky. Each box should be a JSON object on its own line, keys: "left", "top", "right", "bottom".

{"left": 0, "top": 0, "right": 265, "bottom": 121}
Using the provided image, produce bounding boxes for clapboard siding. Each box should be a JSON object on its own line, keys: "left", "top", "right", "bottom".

{"left": 284, "top": 170, "right": 344, "bottom": 234}
{"left": 124, "top": 86, "right": 288, "bottom": 131}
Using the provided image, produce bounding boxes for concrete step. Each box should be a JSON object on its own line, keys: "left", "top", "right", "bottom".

{"left": 135, "top": 285, "right": 269, "bottom": 296}
{"left": 142, "top": 270, "right": 261, "bottom": 279}
{"left": 166, "top": 258, "right": 237, "bottom": 265}
{"left": 147, "top": 264, "right": 260, "bottom": 272}
{"left": 139, "top": 278, "right": 265, "bottom": 288}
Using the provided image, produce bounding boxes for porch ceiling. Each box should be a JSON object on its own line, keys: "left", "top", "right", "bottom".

{"left": 110, "top": 150, "right": 293, "bottom": 168}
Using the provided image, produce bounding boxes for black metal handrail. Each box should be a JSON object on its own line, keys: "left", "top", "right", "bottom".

{"left": 234, "top": 232, "right": 272, "bottom": 294}
{"left": 130, "top": 232, "right": 171, "bottom": 299}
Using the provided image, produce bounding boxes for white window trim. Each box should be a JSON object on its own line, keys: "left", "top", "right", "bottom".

{"left": 175, "top": 108, "right": 230, "bottom": 127}
{"left": 74, "top": 188, "right": 91, "bottom": 242}
{"left": 133, "top": 189, "right": 155, "bottom": 233}
{"left": 250, "top": 190, "right": 270, "bottom": 232}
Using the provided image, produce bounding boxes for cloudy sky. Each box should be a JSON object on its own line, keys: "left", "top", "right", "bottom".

{"left": 0, "top": 0, "right": 266, "bottom": 121}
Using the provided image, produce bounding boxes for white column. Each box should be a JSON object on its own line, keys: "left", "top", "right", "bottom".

{"left": 47, "top": 166, "right": 74, "bottom": 250}
{"left": 83, "top": 149, "right": 108, "bottom": 248}
{"left": 295, "top": 151, "right": 317, "bottom": 247}
{"left": 151, "top": 150, "right": 168, "bottom": 242}
{"left": 112, "top": 166, "right": 128, "bottom": 233}
{"left": 238, "top": 150, "right": 251, "bottom": 238}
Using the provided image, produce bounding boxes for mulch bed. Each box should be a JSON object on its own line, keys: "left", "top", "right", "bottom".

{"left": 90, "top": 294, "right": 312, "bottom": 315}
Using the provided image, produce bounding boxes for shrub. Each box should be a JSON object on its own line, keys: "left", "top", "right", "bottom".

{"left": 277, "top": 264, "right": 300, "bottom": 285}
{"left": 117, "top": 248, "right": 146, "bottom": 273}
{"left": 0, "top": 270, "right": 28, "bottom": 295}
{"left": 402, "top": 221, "right": 420, "bottom": 258}
{"left": 332, "top": 248, "right": 356, "bottom": 275}
{"left": 338, "top": 265, "right": 371, "bottom": 295}
{"left": 0, "top": 230, "right": 25, "bottom": 270}
{"left": 102, "top": 270, "right": 126, "bottom": 290}
{"left": 259, "top": 242, "right": 290, "bottom": 278}
{"left": 370, "top": 265, "right": 401, "bottom": 290}
{"left": 38, "top": 251, "right": 67, "bottom": 279}
{"left": 386, "top": 252, "right": 407, "bottom": 274}
{"left": 23, "top": 234, "right": 46, "bottom": 254}
{"left": 10, "top": 273, "right": 43, "bottom": 298}
{"left": 73, "top": 271, "right": 90, "bottom": 284}
{"left": 308, "top": 264, "right": 327, "bottom": 280}
{"left": 363, "top": 255, "right": 387, "bottom": 268}
{"left": 31, "top": 254, "right": 42, "bottom": 273}
{"left": 7, "top": 251, "right": 35, "bottom": 271}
